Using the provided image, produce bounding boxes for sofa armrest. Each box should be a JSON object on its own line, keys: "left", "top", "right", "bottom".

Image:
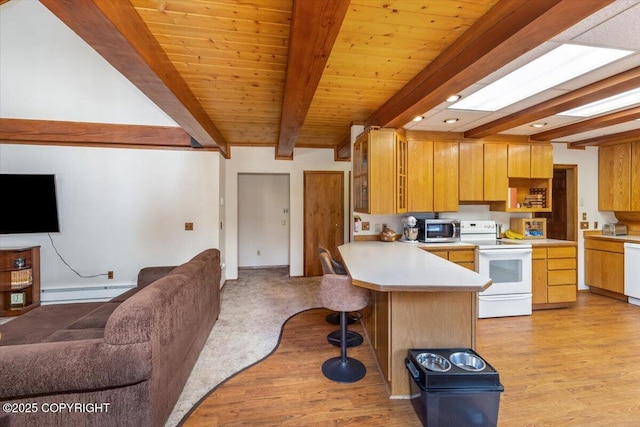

{"left": 137, "top": 266, "right": 176, "bottom": 288}
{"left": 0, "top": 339, "right": 151, "bottom": 399}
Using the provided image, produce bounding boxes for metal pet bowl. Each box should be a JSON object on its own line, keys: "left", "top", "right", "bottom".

{"left": 449, "top": 351, "right": 487, "bottom": 372}
{"left": 416, "top": 352, "right": 452, "bottom": 372}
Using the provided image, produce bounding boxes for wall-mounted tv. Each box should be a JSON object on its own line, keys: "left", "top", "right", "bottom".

{"left": 0, "top": 174, "right": 60, "bottom": 234}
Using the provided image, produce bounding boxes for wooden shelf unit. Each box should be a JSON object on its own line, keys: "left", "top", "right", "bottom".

{"left": 0, "top": 246, "right": 41, "bottom": 317}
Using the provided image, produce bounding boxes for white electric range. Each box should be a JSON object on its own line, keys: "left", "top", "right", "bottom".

{"left": 460, "top": 220, "right": 532, "bottom": 318}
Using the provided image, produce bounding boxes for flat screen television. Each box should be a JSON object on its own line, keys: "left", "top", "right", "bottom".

{"left": 0, "top": 174, "right": 60, "bottom": 234}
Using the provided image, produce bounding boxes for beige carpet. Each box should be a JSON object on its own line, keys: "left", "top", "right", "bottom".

{"left": 166, "top": 267, "right": 322, "bottom": 427}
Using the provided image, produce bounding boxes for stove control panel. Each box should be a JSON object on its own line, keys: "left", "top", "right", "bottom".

{"left": 460, "top": 220, "right": 496, "bottom": 235}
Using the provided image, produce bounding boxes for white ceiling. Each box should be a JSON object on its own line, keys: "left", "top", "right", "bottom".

{"left": 405, "top": 1, "right": 640, "bottom": 142}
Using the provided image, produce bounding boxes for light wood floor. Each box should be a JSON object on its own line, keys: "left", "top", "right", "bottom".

{"left": 182, "top": 292, "right": 640, "bottom": 426}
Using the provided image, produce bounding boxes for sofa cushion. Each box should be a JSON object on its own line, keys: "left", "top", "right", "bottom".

{"left": 135, "top": 266, "right": 176, "bottom": 290}
{"left": 0, "top": 302, "right": 104, "bottom": 346}
{"left": 43, "top": 328, "right": 106, "bottom": 342}
{"left": 65, "top": 302, "right": 120, "bottom": 330}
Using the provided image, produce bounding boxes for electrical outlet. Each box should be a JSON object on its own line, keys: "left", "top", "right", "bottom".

{"left": 362, "top": 222, "right": 370, "bottom": 231}
{"left": 582, "top": 212, "right": 587, "bottom": 221}
{"left": 108, "top": 271, "right": 114, "bottom": 280}
{"left": 580, "top": 221, "right": 589, "bottom": 230}
{"left": 185, "top": 222, "right": 194, "bottom": 231}
{"left": 594, "top": 221, "right": 598, "bottom": 229}
{"left": 375, "top": 224, "right": 382, "bottom": 233}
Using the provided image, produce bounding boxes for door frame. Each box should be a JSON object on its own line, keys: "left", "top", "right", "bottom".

{"left": 536, "top": 164, "right": 577, "bottom": 241}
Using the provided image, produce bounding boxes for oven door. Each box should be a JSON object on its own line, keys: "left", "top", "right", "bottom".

{"left": 476, "top": 248, "right": 532, "bottom": 295}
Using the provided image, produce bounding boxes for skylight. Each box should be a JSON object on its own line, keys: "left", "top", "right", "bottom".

{"left": 448, "top": 44, "right": 633, "bottom": 112}
{"left": 558, "top": 88, "right": 640, "bottom": 117}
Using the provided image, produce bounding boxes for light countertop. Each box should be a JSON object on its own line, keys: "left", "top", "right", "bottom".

{"left": 500, "top": 238, "right": 577, "bottom": 246}
{"left": 584, "top": 234, "right": 640, "bottom": 244}
{"left": 338, "top": 241, "right": 492, "bottom": 293}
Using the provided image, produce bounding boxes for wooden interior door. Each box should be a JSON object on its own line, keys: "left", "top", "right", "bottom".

{"left": 304, "top": 171, "right": 344, "bottom": 276}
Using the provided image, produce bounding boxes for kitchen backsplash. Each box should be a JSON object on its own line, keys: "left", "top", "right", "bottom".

{"left": 353, "top": 205, "right": 531, "bottom": 237}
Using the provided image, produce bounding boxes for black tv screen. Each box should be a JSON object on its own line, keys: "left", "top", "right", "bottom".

{"left": 0, "top": 174, "right": 60, "bottom": 234}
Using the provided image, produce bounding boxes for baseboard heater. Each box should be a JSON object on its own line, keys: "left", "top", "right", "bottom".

{"left": 40, "top": 284, "right": 135, "bottom": 304}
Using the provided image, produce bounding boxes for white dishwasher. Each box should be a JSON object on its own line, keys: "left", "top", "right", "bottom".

{"left": 624, "top": 243, "right": 640, "bottom": 307}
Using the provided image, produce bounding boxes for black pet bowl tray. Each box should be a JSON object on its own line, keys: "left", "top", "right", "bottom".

{"left": 406, "top": 348, "right": 503, "bottom": 391}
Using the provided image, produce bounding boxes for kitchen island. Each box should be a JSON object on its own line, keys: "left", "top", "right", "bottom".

{"left": 338, "top": 241, "right": 492, "bottom": 397}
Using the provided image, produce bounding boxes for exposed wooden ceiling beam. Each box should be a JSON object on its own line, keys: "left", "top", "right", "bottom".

{"left": 466, "top": 66, "right": 640, "bottom": 138}
{"left": 364, "top": 0, "right": 614, "bottom": 131}
{"left": 336, "top": 134, "right": 351, "bottom": 161}
{"left": 276, "top": 0, "right": 350, "bottom": 159}
{"left": 531, "top": 106, "right": 640, "bottom": 141}
{"left": 569, "top": 128, "right": 640, "bottom": 147}
{"left": 40, "top": 0, "right": 229, "bottom": 157}
{"left": 0, "top": 118, "right": 198, "bottom": 149}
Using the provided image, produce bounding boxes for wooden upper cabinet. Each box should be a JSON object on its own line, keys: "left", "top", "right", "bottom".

{"left": 395, "top": 131, "right": 408, "bottom": 213}
{"left": 598, "top": 142, "right": 633, "bottom": 211}
{"left": 508, "top": 144, "right": 553, "bottom": 178}
{"left": 353, "top": 128, "right": 396, "bottom": 214}
{"left": 531, "top": 144, "right": 553, "bottom": 178}
{"left": 508, "top": 144, "right": 531, "bottom": 178}
{"left": 434, "top": 141, "right": 459, "bottom": 212}
{"left": 483, "top": 143, "right": 508, "bottom": 201}
{"left": 632, "top": 141, "right": 640, "bottom": 211}
{"left": 406, "top": 133, "right": 459, "bottom": 213}
{"left": 353, "top": 128, "right": 411, "bottom": 215}
{"left": 407, "top": 138, "right": 434, "bottom": 212}
{"left": 459, "top": 142, "right": 507, "bottom": 202}
{"left": 459, "top": 142, "right": 484, "bottom": 201}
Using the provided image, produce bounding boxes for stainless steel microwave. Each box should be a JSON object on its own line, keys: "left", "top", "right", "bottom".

{"left": 417, "top": 219, "right": 460, "bottom": 243}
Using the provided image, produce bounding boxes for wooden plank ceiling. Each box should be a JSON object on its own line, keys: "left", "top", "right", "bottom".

{"left": 4, "top": 0, "right": 637, "bottom": 158}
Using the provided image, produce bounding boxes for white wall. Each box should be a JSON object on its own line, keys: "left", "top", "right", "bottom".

{"left": 225, "top": 147, "right": 351, "bottom": 279}
{"left": 238, "top": 174, "right": 290, "bottom": 267}
{"left": 0, "top": 0, "right": 223, "bottom": 302}
{"left": 0, "top": 0, "right": 175, "bottom": 126}
{"left": 0, "top": 144, "right": 221, "bottom": 300}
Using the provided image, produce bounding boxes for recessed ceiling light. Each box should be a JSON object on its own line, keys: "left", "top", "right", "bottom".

{"left": 558, "top": 88, "right": 640, "bottom": 117}
{"left": 448, "top": 44, "right": 633, "bottom": 112}
{"left": 446, "top": 95, "right": 461, "bottom": 102}
{"left": 443, "top": 118, "right": 459, "bottom": 124}
{"left": 530, "top": 123, "right": 547, "bottom": 128}
{"left": 413, "top": 116, "right": 425, "bottom": 122}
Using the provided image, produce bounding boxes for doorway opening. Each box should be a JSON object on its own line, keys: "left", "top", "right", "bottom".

{"left": 535, "top": 165, "right": 577, "bottom": 241}
{"left": 238, "top": 173, "right": 290, "bottom": 268}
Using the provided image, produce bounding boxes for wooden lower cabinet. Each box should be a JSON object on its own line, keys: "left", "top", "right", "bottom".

{"left": 584, "top": 238, "right": 625, "bottom": 297}
{"left": 532, "top": 244, "right": 577, "bottom": 309}
{"left": 421, "top": 247, "right": 475, "bottom": 271}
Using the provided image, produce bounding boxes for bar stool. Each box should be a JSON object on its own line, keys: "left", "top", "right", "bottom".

{"left": 318, "top": 250, "right": 364, "bottom": 348}
{"left": 318, "top": 272, "right": 371, "bottom": 383}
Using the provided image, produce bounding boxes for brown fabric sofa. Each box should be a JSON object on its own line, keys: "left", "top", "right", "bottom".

{"left": 0, "top": 248, "right": 221, "bottom": 427}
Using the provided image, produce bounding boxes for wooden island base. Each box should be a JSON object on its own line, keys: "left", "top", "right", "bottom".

{"left": 338, "top": 241, "right": 490, "bottom": 398}
{"left": 362, "top": 289, "right": 477, "bottom": 397}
